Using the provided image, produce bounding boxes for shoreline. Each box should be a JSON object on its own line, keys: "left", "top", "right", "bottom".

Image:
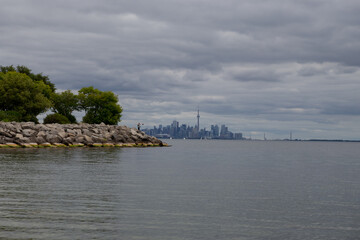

{"left": 0, "top": 142, "right": 168, "bottom": 148}
{"left": 0, "top": 122, "right": 168, "bottom": 148}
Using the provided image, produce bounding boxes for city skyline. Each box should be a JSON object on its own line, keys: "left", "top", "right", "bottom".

{"left": 140, "top": 108, "right": 289, "bottom": 140}
{"left": 143, "top": 119, "right": 244, "bottom": 140}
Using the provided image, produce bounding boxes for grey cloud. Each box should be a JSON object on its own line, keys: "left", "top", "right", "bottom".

{"left": 298, "top": 64, "right": 359, "bottom": 77}
{"left": 1, "top": 0, "right": 360, "bottom": 139}
{"left": 322, "top": 103, "right": 360, "bottom": 116}
{"left": 231, "top": 70, "right": 282, "bottom": 82}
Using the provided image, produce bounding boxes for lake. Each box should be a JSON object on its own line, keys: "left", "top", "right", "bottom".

{"left": 0, "top": 140, "right": 360, "bottom": 239}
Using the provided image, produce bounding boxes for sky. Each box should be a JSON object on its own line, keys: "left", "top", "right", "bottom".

{"left": 1, "top": 0, "right": 360, "bottom": 140}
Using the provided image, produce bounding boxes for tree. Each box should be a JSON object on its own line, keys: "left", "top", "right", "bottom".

{"left": 51, "top": 90, "right": 79, "bottom": 123}
{"left": 0, "top": 72, "right": 52, "bottom": 122}
{"left": 78, "top": 86, "right": 122, "bottom": 125}
{"left": 0, "top": 65, "right": 56, "bottom": 92}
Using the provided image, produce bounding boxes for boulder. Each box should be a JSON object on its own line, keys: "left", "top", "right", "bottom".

{"left": 22, "top": 129, "right": 36, "bottom": 137}
{"left": 0, "top": 122, "right": 165, "bottom": 147}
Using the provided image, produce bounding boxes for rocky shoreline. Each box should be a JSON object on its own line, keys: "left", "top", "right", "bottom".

{"left": 0, "top": 122, "right": 167, "bottom": 148}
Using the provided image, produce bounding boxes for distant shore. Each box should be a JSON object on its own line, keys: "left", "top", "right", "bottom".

{"left": 161, "top": 138, "right": 360, "bottom": 142}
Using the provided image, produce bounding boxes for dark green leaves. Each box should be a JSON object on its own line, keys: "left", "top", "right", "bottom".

{"left": 78, "top": 86, "right": 122, "bottom": 125}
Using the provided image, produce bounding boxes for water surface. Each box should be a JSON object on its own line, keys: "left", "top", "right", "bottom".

{"left": 1, "top": 140, "right": 360, "bottom": 239}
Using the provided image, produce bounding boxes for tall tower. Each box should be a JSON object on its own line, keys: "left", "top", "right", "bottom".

{"left": 197, "top": 108, "right": 200, "bottom": 131}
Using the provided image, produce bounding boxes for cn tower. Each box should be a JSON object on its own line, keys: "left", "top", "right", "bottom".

{"left": 197, "top": 108, "right": 200, "bottom": 131}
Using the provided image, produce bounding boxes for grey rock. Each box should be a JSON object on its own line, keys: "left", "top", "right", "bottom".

{"left": 66, "top": 129, "right": 75, "bottom": 134}
{"left": 15, "top": 133, "right": 24, "bottom": 139}
{"left": 91, "top": 129, "right": 100, "bottom": 134}
{"left": 57, "top": 131, "right": 66, "bottom": 139}
{"left": 22, "top": 122, "right": 35, "bottom": 129}
{"left": 37, "top": 131, "right": 46, "bottom": 137}
{"left": 82, "top": 129, "right": 91, "bottom": 136}
{"left": 0, "top": 131, "right": 13, "bottom": 138}
{"left": 84, "top": 135, "right": 93, "bottom": 143}
{"left": 23, "top": 129, "right": 36, "bottom": 137}
{"left": 0, "top": 122, "right": 163, "bottom": 146}
{"left": 36, "top": 136, "right": 46, "bottom": 144}
{"left": 75, "top": 136, "right": 85, "bottom": 143}
{"left": 63, "top": 137, "right": 74, "bottom": 145}
{"left": 46, "top": 135, "right": 62, "bottom": 144}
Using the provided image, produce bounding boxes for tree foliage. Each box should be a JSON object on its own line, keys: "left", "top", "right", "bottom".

{"left": 0, "top": 65, "right": 123, "bottom": 124}
{"left": 0, "top": 111, "right": 22, "bottom": 122}
{"left": 1, "top": 65, "right": 56, "bottom": 93}
{"left": 0, "top": 72, "right": 52, "bottom": 122}
{"left": 78, "top": 86, "right": 122, "bottom": 125}
{"left": 51, "top": 90, "right": 79, "bottom": 123}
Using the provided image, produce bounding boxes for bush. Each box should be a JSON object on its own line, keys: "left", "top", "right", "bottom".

{"left": 0, "top": 111, "right": 22, "bottom": 122}
{"left": 43, "top": 113, "right": 71, "bottom": 124}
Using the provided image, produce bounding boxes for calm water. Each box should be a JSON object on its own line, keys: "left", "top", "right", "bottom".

{"left": 0, "top": 140, "right": 360, "bottom": 240}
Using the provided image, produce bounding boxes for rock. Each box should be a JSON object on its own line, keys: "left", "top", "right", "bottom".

{"left": 103, "top": 143, "right": 114, "bottom": 147}
{"left": 91, "top": 128, "right": 100, "bottom": 134}
{"left": 0, "top": 131, "right": 13, "bottom": 138}
{"left": 91, "top": 135, "right": 106, "bottom": 143}
{"left": 57, "top": 131, "right": 66, "bottom": 139}
{"left": 46, "top": 135, "right": 62, "bottom": 144}
{"left": 82, "top": 129, "right": 91, "bottom": 136}
{"left": 69, "top": 143, "right": 84, "bottom": 147}
{"left": 0, "top": 122, "right": 164, "bottom": 147}
{"left": 4, "top": 137, "right": 14, "bottom": 143}
{"left": 37, "top": 131, "right": 46, "bottom": 137}
{"left": 63, "top": 137, "right": 75, "bottom": 145}
{"left": 112, "top": 134, "right": 125, "bottom": 143}
{"left": 84, "top": 135, "right": 93, "bottom": 143}
{"left": 15, "top": 133, "right": 24, "bottom": 139}
{"left": 22, "top": 122, "right": 35, "bottom": 129}
{"left": 22, "top": 129, "right": 36, "bottom": 137}
{"left": 66, "top": 129, "right": 75, "bottom": 134}
{"left": 20, "top": 143, "right": 34, "bottom": 148}
{"left": 39, "top": 143, "right": 52, "bottom": 147}
{"left": 53, "top": 143, "right": 66, "bottom": 147}
{"left": 36, "top": 136, "right": 47, "bottom": 144}
{"left": 75, "top": 136, "right": 85, "bottom": 143}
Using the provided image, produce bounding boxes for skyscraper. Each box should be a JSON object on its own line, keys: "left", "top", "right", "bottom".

{"left": 197, "top": 108, "right": 200, "bottom": 131}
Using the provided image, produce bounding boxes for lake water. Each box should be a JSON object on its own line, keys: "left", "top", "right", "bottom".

{"left": 0, "top": 140, "right": 360, "bottom": 239}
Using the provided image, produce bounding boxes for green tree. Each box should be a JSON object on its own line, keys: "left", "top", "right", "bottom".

{"left": 0, "top": 72, "right": 52, "bottom": 122}
{"left": 0, "top": 65, "right": 56, "bottom": 92}
{"left": 51, "top": 90, "right": 79, "bottom": 123}
{"left": 78, "top": 86, "right": 122, "bottom": 125}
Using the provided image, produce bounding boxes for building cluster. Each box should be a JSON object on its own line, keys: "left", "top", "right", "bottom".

{"left": 143, "top": 120, "right": 244, "bottom": 140}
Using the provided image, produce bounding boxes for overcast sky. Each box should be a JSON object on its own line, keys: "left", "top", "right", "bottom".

{"left": 1, "top": 0, "right": 360, "bottom": 139}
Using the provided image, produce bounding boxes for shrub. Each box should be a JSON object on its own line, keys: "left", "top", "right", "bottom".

{"left": 43, "top": 113, "right": 71, "bottom": 124}
{"left": 0, "top": 111, "right": 22, "bottom": 122}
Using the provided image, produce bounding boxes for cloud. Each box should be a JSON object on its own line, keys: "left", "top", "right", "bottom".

{"left": 1, "top": 0, "right": 360, "bottom": 139}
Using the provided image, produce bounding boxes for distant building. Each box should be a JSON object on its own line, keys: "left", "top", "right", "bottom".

{"left": 142, "top": 110, "right": 243, "bottom": 140}
{"left": 234, "top": 133, "right": 243, "bottom": 140}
